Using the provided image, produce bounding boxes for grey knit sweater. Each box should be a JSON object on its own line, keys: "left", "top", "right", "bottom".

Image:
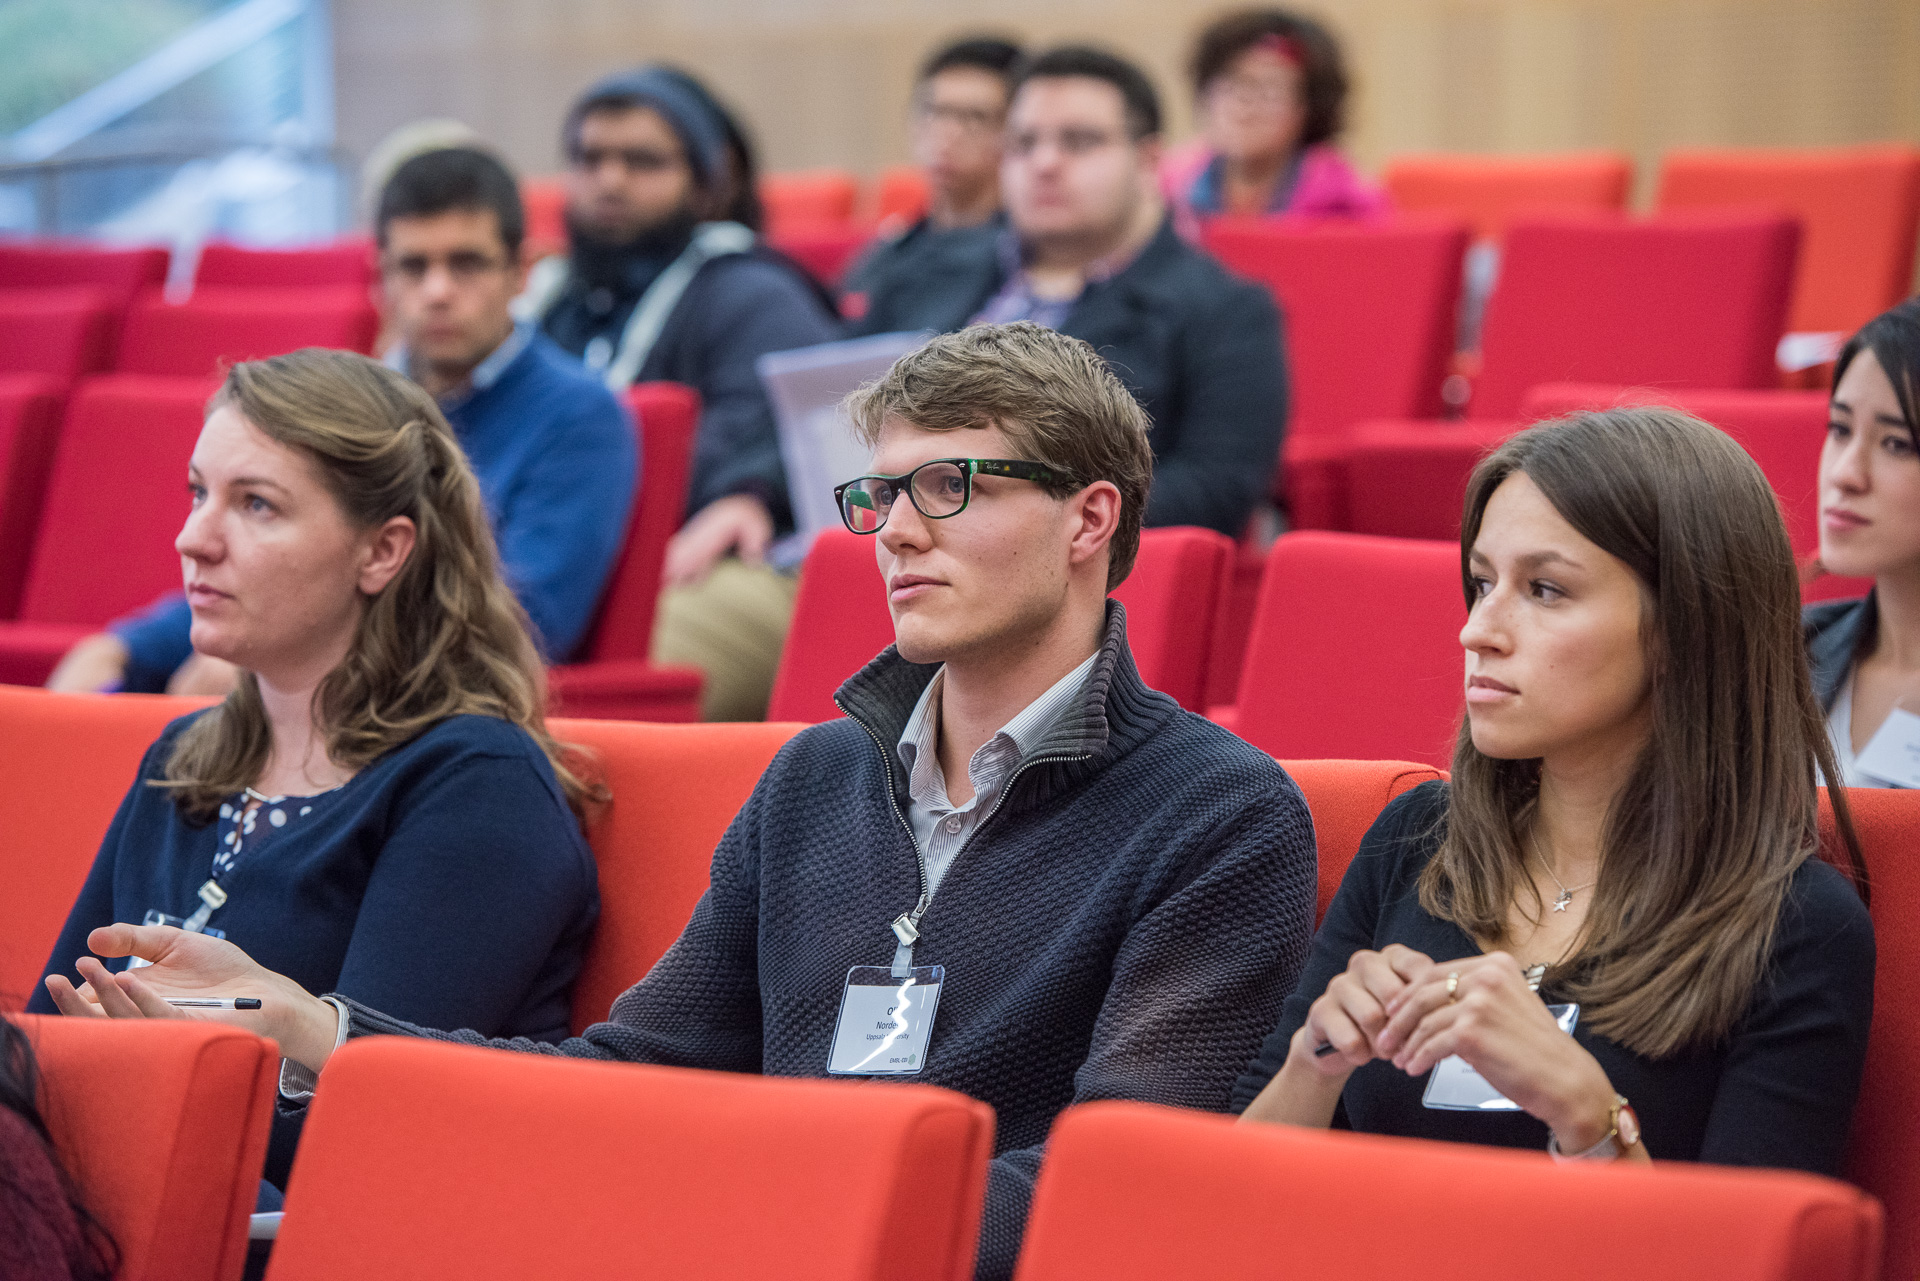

{"left": 334, "top": 602, "right": 1317, "bottom": 1279}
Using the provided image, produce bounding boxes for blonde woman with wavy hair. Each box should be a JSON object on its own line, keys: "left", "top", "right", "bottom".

{"left": 1238, "top": 408, "right": 1874, "bottom": 1176}
{"left": 32, "top": 348, "right": 600, "bottom": 1191}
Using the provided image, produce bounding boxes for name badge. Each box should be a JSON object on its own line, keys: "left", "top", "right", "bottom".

{"left": 1854, "top": 706, "right": 1920, "bottom": 788}
{"left": 827, "top": 965, "right": 944, "bottom": 1076}
{"left": 125, "top": 910, "right": 226, "bottom": 970}
{"left": 1421, "top": 1003, "right": 1579, "bottom": 1111}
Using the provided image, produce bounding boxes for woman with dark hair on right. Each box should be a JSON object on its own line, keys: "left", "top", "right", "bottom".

{"left": 1162, "top": 8, "right": 1388, "bottom": 238}
{"left": 1237, "top": 408, "right": 1874, "bottom": 1174}
{"left": 1, "top": 1015, "right": 115, "bottom": 1281}
{"left": 1805, "top": 298, "right": 1920, "bottom": 787}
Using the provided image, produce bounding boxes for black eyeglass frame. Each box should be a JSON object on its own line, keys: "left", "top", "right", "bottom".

{"left": 833, "top": 457, "right": 1079, "bottom": 535}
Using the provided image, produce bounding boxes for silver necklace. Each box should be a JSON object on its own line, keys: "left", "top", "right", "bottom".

{"left": 1530, "top": 838, "right": 1596, "bottom": 913}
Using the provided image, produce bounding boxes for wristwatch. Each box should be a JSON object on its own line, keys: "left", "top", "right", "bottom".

{"left": 1548, "top": 1093, "right": 1641, "bottom": 1162}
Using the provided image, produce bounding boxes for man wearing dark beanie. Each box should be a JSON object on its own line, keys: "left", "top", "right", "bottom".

{"left": 521, "top": 65, "right": 838, "bottom": 720}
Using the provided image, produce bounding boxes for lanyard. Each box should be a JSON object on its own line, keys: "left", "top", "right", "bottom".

{"left": 181, "top": 787, "right": 277, "bottom": 933}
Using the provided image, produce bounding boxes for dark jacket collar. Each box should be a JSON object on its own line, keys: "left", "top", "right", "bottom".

{"left": 1804, "top": 591, "right": 1877, "bottom": 710}
{"left": 833, "top": 599, "right": 1178, "bottom": 816}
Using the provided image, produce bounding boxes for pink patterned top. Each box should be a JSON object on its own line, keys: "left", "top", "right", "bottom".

{"left": 1161, "top": 139, "right": 1390, "bottom": 240}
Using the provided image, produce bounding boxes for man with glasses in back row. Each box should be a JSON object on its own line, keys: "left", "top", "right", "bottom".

{"left": 47, "top": 147, "right": 636, "bottom": 696}
{"left": 50, "top": 323, "right": 1317, "bottom": 1281}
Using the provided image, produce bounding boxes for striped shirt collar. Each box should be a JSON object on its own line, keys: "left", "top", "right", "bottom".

{"left": 896, "top": 650, "right": 1101, "bottom": 811}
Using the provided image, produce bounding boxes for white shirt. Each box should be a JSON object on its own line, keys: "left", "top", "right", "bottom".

{"left": 895, "top": 653, "right": 1099, "bottom": 899}
{"left": 1826, "top": 672, "right": 1899, "bottom": 788}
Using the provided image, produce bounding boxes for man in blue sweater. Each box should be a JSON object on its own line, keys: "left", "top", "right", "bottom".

{"left": 46, "top": 147, "right": 636, "bottom": 695}
{"left": 53, "top": 324, "right": 1316, "bottom": 1281}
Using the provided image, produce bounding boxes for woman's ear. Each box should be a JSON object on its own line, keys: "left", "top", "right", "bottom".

{"left": 359, "top": 516, "right": 418, "bottom": 596}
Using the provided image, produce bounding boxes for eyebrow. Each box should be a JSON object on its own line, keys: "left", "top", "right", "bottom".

{"left": 228, "top": 475, "right": 293, "bottom": 493}
{"left": 1831, "top": 399, "right": 1914, "bottom": 430}
{"left": 1468, "top": 548, "right": 1582, "bottom": 572}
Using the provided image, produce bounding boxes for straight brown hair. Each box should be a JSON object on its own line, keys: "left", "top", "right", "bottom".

{"left": 1420, "top": 408, "right": 1867, "bottom": 1058}
{"left": 160, "top": 349, "right": 598, "bottom": 820}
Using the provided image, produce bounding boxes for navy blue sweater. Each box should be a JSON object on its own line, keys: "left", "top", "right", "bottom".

{"left": 110, "top": 329, "right": 636, "bottom": 686}
{"left": 30, "top": 711, "right": 600, "bottom": 1182}
{"left": 331, "top": 603, "right": 1318, "bottom": 1281}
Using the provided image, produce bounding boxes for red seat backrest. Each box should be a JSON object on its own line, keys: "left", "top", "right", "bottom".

{"left": 767, "top": 224, "right": 874, "bottom": 289}
{"left": 0, "top": 374, "right": 65, "bottom": 619}
{"left": 20, "top": 1015, "right": 278, "bottom": 1281}
{"left": 272, "top": 1036, "right": 992, "bottom": 1281}
{"left": 548, "top": 716, "right": 802, "bottom": 1034}
{"left": 116, "top": 286, "right": 378, "bottom": 377}
{"left": 759, "top": 169, "right": 861, "bottom": 236}
{"left": 0, "top": 285, "right": 117, "bottom": 378}
{"left": 1016, "top": 1101, "right": 1883, "bottom": 1281}
{"left": 873, "top": 166, "right": 931, "bottom": 226}
{"left": 1472, "top": 212, "right": 1799, "bottom": 418}
{"left": 1234, "top": 532, "right": 1463, "bottom": 768}
{"left": 767, "top": 527, "right": 1233, "bottom": 722}
{"left": 1277, "top": 758, "right": 1446, "bottom": 924}
{"left": 1381, "top": 151, "right": 1633, "bottom": 241}
{"left": 1657, "top": 144, "right": 1920, "bottom": 336}
{"left": 577, "top": 382, "right": 700, "bottom": 662}
{"left": 0, "top": 242, "right": 169, "bottom": 309}
{"left": 519, "top": 177, "right": 569, "bottom": 260}
{"left": 18, "top": 374, "right": 213, "bottom": 627}
{"left": 0, "top": 685, "right": 206, "bottom": 1009}
{"left": 1820, "top": 786, "right": 1920, "bottom": 1281}
{"left": 193, "top": 239, "right": 374, "bottom": 290}
{"left": 1202, "top": 216, "right": 1469, "bottom": 438}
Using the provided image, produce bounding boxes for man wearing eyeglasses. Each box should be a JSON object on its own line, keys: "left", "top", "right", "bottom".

{"left": 59, "top": 325, "right": 1315, "bottom": 1281}
{"left": 47, "top": 146, "right": 636, "bottom": 697}
{"left": 521, "top": 65, "right": 840, "bottom": 721}
{"left": 840, "top": 37, "right": 1024, "bottom": 322}
{"left": 848, "top": 45, "right": 1287, "bottom": 541}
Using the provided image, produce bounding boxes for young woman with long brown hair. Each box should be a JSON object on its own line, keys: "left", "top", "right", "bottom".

{"left": 1236, "top": 407, "right": 1874, "bottom": 1173}
{"left": 29, "top": 349, "right": 600, "bottom": 1189}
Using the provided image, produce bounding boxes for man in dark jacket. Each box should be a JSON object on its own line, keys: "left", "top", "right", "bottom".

{"left": 60, "top": 324, "right": 1318, "bottom": 1281}
{"left": 849, "top": 46, "right": 1288, "bottom": 539}
{"left": 524, "top": 65, "right": 839, "bottom": 719}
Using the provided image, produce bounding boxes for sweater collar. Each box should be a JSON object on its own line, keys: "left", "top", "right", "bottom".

{"left": 834, "top": 599, "right": 1178, "bottom": 814}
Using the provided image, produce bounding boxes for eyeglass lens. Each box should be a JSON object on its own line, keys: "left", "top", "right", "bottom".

{"left": 841, "top": 461, "right": 970, "bottom": 532}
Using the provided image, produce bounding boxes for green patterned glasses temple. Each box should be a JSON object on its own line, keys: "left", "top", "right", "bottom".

{"left": 834, "top": 458, "right": 1077, "bottom": 534}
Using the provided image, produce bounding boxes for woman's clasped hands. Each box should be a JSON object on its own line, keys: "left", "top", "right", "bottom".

{"left": 43, "top": 923, "right": 342, "bottom": 1074}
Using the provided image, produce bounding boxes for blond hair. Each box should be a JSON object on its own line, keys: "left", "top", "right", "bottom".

{"left": 161, "top": 348, "right": 598, "bottom": 820}
{"left": 844, "top": 322, "right": 1155, "bottom": 589}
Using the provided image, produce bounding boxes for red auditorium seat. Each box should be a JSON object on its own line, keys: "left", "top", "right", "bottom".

{"left": 1202, "top": 216, "right": 1469, "bottom": 529}
{"left": 0, "top": 374, "right": 65, "bottom": 619}
{"left": 1277, "top": 759, "right": 1445, "bottom": 924}
{"left": 768, "top": 222, "right": 873, "bottom": 289}
{"left": 767, "top": 526, "right": 1234, "bottom": 722}
{"left": 1522, "top": 383, "right": 1871, "bottom": 603}
{"left": 520, "top": 176, "right": 570, "bottom": 262}
{"left": 0, "top": 241, "right": 169, "bottom": 308}
{"left": 20, "top": 1015, "right": 278, "bottom": 1281}
{"left": 193, "top": 239, "right": 374, "bottom": 290}
{"left": 270, "top": 1037, "right": 993, "bottom": 1281}
{"left": 547, "top": 382, "right": 705, "bottom": 721}
{"left": 0, "top": 375, "right": 213, "bottom": 686}
{"left": 1381, "top": 150, "right": 1634, "bottom": 241}
{"left": 1016, "top": 1101, "right": 1883, "bottom": 1281}
{"left": 1657, "top": 144, "right": 1920, "bottom": 339}
{"left": 0, "top": 286, "right": 117, "bottom": 378}
{"left": 873, "top": 165, "right": 932, "bottom": 227}
{"left": 1820, "top": 787, "right": 1920, "bottom": 1281}
{"left": 1220, "top": 532, "right": 1462, "bottom": 769}
{"left": 116, "top": 286, "right": 378, "bottom": 377}
{"left": 758, "top": 169, "right": 861, "bottom": 236}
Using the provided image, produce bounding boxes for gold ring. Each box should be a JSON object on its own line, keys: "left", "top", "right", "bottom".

{"left": 1446, "top": 971, "right": 1461, "bottom": 1002}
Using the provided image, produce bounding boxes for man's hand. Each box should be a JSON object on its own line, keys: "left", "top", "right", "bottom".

{"left": 46, "top": 633, "right": 130, "bottom": 693}
{"left": 44, "top": 924, "right": 342, "bottom": 1073}
{"left": 662, "top": 495, "right": 775, "bottom": 588}
{"left": 166, "top": 653, "right": 241, "bottom": 698}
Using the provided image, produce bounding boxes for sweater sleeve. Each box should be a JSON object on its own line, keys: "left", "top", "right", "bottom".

{"left": 1141, "top": 280, "right": 1287, "bottom": 536}
{"left": 1229, "top": 782, "right": 1442, "bottom": 1112}
{"left": 972, "top": 778, "right": 1317, "bottom": 1281}
{"left": 491, "top": 390, "right": 638, "bottom": 662}
{"left": 681, "top": 259, "right": 839, "bottom": 525}
{"left": 324, "top": 747, "right": 597, "bottom": 1040}
{"left": 107, "top": 592, "right": 195, "bottom": 693}
{"left": 1695, "top": 860, "right": 1875, "bottom": 1177}
{"left": 329, "top": 756, "right": 770, "bottom": 1067}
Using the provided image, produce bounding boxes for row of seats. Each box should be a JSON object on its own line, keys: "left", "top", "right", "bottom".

{"left": 4, "top": 685, "right": 1913, "bottom": 1278}
{"left": 15, "top": 1015, "right": 1885, "bottom": 1281}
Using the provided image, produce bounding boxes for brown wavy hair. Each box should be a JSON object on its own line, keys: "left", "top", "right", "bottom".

{"left": 1420, "top": 408, "right": 1867, "bottom": 1058}
{"left": 160, "top": 348, "right": 597, "bottom": 821}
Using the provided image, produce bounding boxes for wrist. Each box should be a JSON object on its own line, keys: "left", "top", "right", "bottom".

{"left": 1542, "top": 1063, "right": 1619, "bottom": 1152}
{"left": 276, "top": 992, "right": 342, "bottom": 1073}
